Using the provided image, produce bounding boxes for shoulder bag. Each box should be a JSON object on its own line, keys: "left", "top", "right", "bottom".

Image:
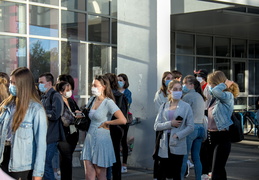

{"left": 74, "top": 97, "right": 95, "bottom": 131}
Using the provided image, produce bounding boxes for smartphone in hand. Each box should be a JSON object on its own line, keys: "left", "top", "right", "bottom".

{"left": 176, "top": 115, "right": 183, "bottom": 121}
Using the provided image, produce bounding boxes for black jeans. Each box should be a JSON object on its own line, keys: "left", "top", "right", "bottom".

{"left": 110, "top": 125, "right": 123, "bottom": 180}
{"left": 121, "top": 124, "right": 129, "bottom": 164}
{"left": 207, "top": 131, "right": 231, "bottom": 180}
{"left": 58, "top": 132, "right": 79, "bottom": 180}
{"left": 0, "top": 146, "right": 31, "bottom": 180}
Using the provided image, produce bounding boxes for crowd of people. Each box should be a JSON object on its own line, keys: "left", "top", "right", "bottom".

{"left": 0, "top": 66, "right": 242, "bottom": 180}
{"left": 0, "top": 68, "right": 132, "bottom": 180}
{"left": 153, "top": 69, "right": 240, "bottom": 180}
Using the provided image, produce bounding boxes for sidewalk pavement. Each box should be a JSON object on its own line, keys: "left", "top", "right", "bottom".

{"left": 72, "top": 135, "right": 259, "bottom": 180}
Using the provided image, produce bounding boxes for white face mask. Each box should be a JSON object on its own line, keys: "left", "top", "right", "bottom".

{"left": 196, "top": 77, "right": 203, "bottom": 83}
{"left": 91, "top": 87, "right": 101, "bottom": 96}
{"left": 64, "top": 90, "right": 72, "bottom": 98}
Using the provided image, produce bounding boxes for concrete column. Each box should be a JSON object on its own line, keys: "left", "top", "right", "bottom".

{"left": 117, "top": 0, "right": 171, "bottom": 169}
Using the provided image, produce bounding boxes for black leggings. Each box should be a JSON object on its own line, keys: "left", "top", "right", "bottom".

{"left": 110, "top": 125, "right": 123, "bottom": 180}
{"left": 0, "top": 146, "right": 32, "bottom": 180}
{"left": 121, "top": 124, "right": 129, "bottom": 164}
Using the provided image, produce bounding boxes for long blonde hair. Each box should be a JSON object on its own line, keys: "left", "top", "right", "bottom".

{"left": 207, "top": 71, "right": 239, "bottom": 98}
{"left": 0, "top": 67, "right": 41, "bottom": 131}
{"left": 0, "top": 77, "right": 9, "bottom": 103}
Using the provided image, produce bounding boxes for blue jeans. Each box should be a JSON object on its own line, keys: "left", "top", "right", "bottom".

{"left": 181, "top": 124, "right": 205, "bottom": 180}
{"left": 44, "top": 142, "right": 58, "bottom": 180}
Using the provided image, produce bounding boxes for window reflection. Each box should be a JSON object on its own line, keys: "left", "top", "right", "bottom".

{"left": 215, "top": 58, "right": 230, "bottom": 78}
{"left": 176, "top": 56, "right": 195, "bottom": 77}
{"left": 215, "top": 37, "right": 230, "bottom": 57}
{"left": 249, "top": 60, "right": 259, "bottom": 95}
{"left": 0, "top": 2, "right": 26, "bottom": 34}
{"left": 232, "top": 39, "right": 246, "bottom": 58}
{"left": 196, "top": 35, "right": 213, "bottom": 56}
{"left": 30, "top": 5, "right": 58, "bottom": 37}
{"left": 0, "top": 36, "right": 26, "bottom": 73}
{"left": 30, "top": 0, "right": 59, "bottom": 6}
{"left": 88, "top": 15, "right": 109, "bottom": 43}
{"left": 61, "top": 0, "right": 86, "bottom": 11}
{"left": 62, "top": 11, "right": 86, "bottom": 40}
{"left": 88, "top": 44, "right": 109, "bottom": 93}
{"left": 29, "top": 38, "right": 58, "bottom": 81}
{"left": 112, "top": 19, "right": 117, "bottom": 44}
{"left": 87, "top": 0, "right": 109, "bottom": 15}
{"left": 176, "top": 33, "right": 194, "bottom": 55}
{"left": 233, "top": 61, "right": 245, "bottom": 92}
{"left": 249, "top": 41, "right": 259, "bottom": 58}
{"left": 61, "top": 41, "right": 87, "bottom": 106}
{"left": 196, "top": 57, "right": 213, "bottom": 74}
{"left": 111, "top": 0, "right": 117, "bottom": 17}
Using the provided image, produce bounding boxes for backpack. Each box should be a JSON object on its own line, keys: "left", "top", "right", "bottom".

{"left": 113, "top": 91, "right": 130, "bottom": 123}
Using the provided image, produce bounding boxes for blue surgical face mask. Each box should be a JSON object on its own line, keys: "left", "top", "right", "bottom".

{"left": 182, "top": 85, "right": 190, "bottom": 94}
{"left": 172, "top": 91, "right": 182, "bottom": 100}
{"left": 9, "top": 84, "right": 17, "bottom": 96}
{"left": 118, "top": 81, "right": 124, "bottom": 88}
{"left": 208, "top": 86, "right": 213, "bottom": 95}
{"left": 39, "top": 83, "right": 48, "bottom": 93}
{"left": 165, "top": 80, "right": 172, "bottom": 87}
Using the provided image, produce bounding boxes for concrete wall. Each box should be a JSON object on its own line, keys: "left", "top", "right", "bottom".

{"left": 117, "top": 0, "right": 170, "bottom": 169}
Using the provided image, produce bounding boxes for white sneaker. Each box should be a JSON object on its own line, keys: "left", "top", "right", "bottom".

{"left": 201, "top": 174, "right": 209, "bottom": 180}
{"left": 54, "top": 171, "right": 61, "bottom": 180}
{"left": 187, "top": 160, "right": 194, "bottom": 169}
{"left": 121, "top": 166, "right": 127, "bottom": 173}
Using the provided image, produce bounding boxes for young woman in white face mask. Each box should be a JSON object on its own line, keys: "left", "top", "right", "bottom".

{"left": 55, "top": 81, "right": 81, "bottom": 180}
{"left": 154, "top": 79, "right": 194, "bottom": 180}
{"left": 81, "top": 75, "right": 127, "bottom": 180}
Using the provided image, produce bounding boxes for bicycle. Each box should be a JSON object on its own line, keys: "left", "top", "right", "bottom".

{"left": 241, "top": 109, "right": 258, "bottom": 136}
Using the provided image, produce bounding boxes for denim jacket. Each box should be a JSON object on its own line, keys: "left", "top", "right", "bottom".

{"left": 154, "top": 100, "right": 194, "bottom": 157}
{"left": 211, "top": 83, "right": 234, "bottom": 131}
{"left": 0, "top": 101, "right": 47, "bottom": 177}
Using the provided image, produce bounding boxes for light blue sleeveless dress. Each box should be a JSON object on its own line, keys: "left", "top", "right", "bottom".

{"left": 81, "top": 97, "right": 119, "bottom": 167}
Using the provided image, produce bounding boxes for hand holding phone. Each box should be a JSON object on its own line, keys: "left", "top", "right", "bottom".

{"left": 176, "top": 116, "right": 183, "bottom": 121}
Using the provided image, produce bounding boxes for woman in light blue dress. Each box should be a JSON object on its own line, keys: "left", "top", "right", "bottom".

{"left": 81, "top": 75, "right": 127, "bottom": 180}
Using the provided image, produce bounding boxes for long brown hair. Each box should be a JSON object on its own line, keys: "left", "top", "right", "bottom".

{"left": 0, "top": 67, "right": 41, "bottom": 131}
{"left": 207, "top": 71, "right": 240, "bottom": 98}
{"left": 183, "top": 75, "right": 206, "bottom": 101}
{"left": 160, "top": 71, "right": 173, "bottom": 97}
{"left": 0, "top": 77, "right": 9, "bottom": 103}
{"left": 95, "top": 75, "right": 115, "bottom": 101}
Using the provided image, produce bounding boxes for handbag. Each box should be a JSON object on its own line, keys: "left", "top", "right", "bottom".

{"left": 229, "top": 112, "right": 244, "bottom": 143}
{"left": 74, "top": 97, "right": 95, "bottom": 131}
{"left": 61, "top": 106, "right": 75, "bottom": 127}
{"left": 202, "top": 115, "right": 208, "bottom": 141}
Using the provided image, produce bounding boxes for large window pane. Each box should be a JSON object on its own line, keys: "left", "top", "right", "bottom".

{"left": 176, "top": 56, "right": 195, "bottom": 78}
{"left": 233, "top": 61, "right": 245, "bottom": 92}
{"left": 215, "top": 58, "right": 230, "bottom": 78}
{"left": 112, "top": 47, "right": 117, "bottom": 74}
{"left": 249, "top": 60, "right": 259, "bottom": 95}
{"left": 61, "top": 0, "right": 86, "bottom": 11}
{"left": 232, "top": 39, "right": 246, "bottom": 58}
{"left": 30, "top": 0, "right": 58, "bottom": 6}
{"left": 88, "top": 44, "right": 109, "bottom": 92}
{"left": 0, "top": 2, "right": 26, "bottom": 34}
{"left": 196, "top": 57, "right": 213, "bottom": 74}
{"left": 112, "top": 19, "right": 117, "bottom": 44}
{"left": 61, "top": 42, "right": 87, "bottom": 106}
{"left": 249, "top": 41, "right": 259, "bottom": 58}
{"left": 215, "top": 37, "right": 230, "bottom": 57}
{"left": 0, "top": 36, "right": 26, "bottom": 73}
{"left": 62, "top": 11, "right": 86, "bottom": 40}
{"left": 87, "top": 0, "right": 109, "bottom": 15}
{"left": 196, "top": 35, "right": 213, "bottom": 56}
{"left": 176, "top": 33, "right": 194, "bottom": 55}
{"left": 111, "top": 0, "right": 117, "bottom": 17}
{"left": 30, "top": 6, "right": 58, "bottom": 37}
{"left": 29, "top": 38, "right": 58, "bottom": 81}
{"left": 88, "top": 15, "right": 109, "bottom": 43}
